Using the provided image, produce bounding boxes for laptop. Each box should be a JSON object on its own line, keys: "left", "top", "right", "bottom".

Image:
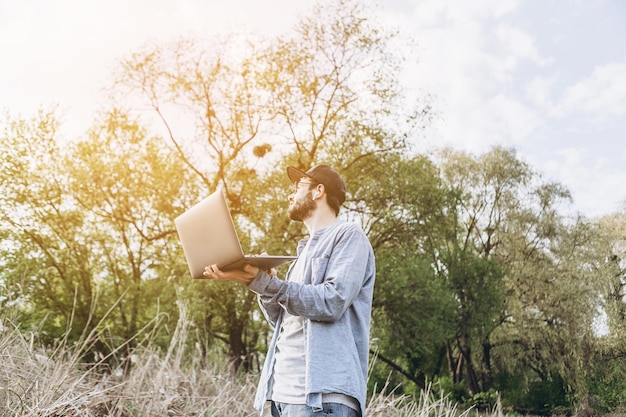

{"left": 175, "top": 189, "right": 297, "bottom": 279}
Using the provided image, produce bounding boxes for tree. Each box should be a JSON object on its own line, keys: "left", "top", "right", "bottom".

{"left": 352, "top": 154, "right": 454, "bottom": 392}
{"left": 435, "top": 147, "right": 602, "bottom": 412}
{"left": 0, "top": 109, "right": 99, "bottom": 341}
{"left": 595, "top": 210, "right": 626, "bottom": 339}
{"left": 110, "top": 0, "right": 425, "bottom": 369}
{"left": 585, "top": 209, "right": 626, "bottom": 412}
{"left": 364, "top": 149, "right": 510, "bottom": 397}
{"left": 435, "top": 146, "right": 532, "bottom": 395}
{"left": 365, "top": 146, "right": 604, "bottom": 412}
{"left": 0, "top": 107, "right": 194, "bottom": 367}
{"left": 65, "top": 109, "right": 192, "bottom": 357}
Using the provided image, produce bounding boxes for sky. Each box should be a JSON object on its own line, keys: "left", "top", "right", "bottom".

{"left": 1, "top": 0, "right": 625, "bottom": 219}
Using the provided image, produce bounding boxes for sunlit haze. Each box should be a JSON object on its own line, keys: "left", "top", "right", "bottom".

{"left": 2, "top": 0, "right": 625, "bottom": 218}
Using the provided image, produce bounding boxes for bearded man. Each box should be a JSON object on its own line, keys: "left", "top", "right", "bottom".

{"left": 204, "top": 164, "right": 376, "bottom": 417}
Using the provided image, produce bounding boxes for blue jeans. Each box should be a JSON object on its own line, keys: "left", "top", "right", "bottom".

{"left": 270, "top": 402, "right": 361, "bottom": 417}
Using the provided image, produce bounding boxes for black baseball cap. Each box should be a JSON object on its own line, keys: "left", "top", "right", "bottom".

{"left": 287, "top": 164, "right": 346, "bottom": 205}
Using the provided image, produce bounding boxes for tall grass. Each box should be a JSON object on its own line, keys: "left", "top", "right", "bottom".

{"left": 0, "top": 300, "right": 470, "bottom": 416}
{"left": 366, "top": 382, "right": 474, "bottom": 417}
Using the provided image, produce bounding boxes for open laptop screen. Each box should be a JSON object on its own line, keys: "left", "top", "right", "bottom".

{"left": 175, "top": 190, "right": 296, "bottom": 278}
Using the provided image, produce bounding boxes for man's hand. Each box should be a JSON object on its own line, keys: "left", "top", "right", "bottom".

{"left": 203, "top": 264, "right": 259, "bottom": 284}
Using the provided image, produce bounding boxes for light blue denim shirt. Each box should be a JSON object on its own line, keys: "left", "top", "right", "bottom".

{"left": 247, "top": 221, "right": 376, "bottom": 416}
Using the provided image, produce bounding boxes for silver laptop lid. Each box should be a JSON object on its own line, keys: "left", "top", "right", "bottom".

{"left": 174, "top": 190, "right": 245, "bottom": 278}
{"left": 174, "top": 190, "right": 297, "bottom": 278}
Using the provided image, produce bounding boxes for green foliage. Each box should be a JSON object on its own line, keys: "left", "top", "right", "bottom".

{"left": 434, "top": 376, "right": 469, "bottom": 404}
{"left": 370, "top": 252, "right": 456, "bottom": 393}
{"left": 470, "top": 388, "right": 499, "bottom": 412}
{"left": 587, "top": 358, "right": 626, "bottom": 412}
{"left": 0, "top": 109, "right": 98, "bottom": 342}
{"left": 2, "top": 0, "right": 626, "bottom": 414}
{"left": 523, "top": 377, "right": 569, "bottom": 415}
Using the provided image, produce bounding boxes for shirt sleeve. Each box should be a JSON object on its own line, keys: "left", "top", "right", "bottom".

{"left": 248, "top": 270, "right": 284, "bottom": 328}
{"left": 247, "top": 224, "right": 372, "bottom": 322}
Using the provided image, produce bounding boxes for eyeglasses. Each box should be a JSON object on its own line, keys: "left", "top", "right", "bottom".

{"left": 293, "top": 180, "right": 317, "bottom": 193}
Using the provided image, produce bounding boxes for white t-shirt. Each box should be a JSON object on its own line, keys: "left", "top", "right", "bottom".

{"left": 271, "top": 243, "right": 308, "bottom": 404}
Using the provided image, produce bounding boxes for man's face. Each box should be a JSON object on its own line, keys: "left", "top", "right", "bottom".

{"left": 288, "top": 179, "right": 317, "bottom": 221}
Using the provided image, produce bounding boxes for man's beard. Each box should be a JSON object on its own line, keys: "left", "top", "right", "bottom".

{"left": 288, "top": 194, "right": 316, "bottom": 221}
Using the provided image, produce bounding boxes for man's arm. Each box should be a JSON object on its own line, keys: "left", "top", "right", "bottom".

{"left": 248, "top": 226, "right": 373, "bottom": 322}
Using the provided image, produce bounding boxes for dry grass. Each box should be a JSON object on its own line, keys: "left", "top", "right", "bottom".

{"left": 0, "top": 299, "right": 468, "bottom": 417}
{"left": 366, "top": 379, "right": 474, "bottom": 417}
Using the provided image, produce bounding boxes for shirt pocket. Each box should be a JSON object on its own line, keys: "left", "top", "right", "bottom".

{"left": 309, "top": 256, "right": 329, "bottom": 285}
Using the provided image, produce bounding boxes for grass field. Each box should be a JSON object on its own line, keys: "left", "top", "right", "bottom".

{"left": 0, "top": 312, "right": 478, "bottom": 417}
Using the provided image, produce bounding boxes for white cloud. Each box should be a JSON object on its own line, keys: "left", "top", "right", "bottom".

{"left": 1, "top": 0, "right": 624, "bottom": 218}
{"left": 493, "top": 24, "right": 551, "bottom": 67}
{"left": 558, "top": 62, "right": 626, "bottom": 119}
{"left": 525, "top": 76, "right": 557, "bottom": 112}
{"left": 535, "top": 147, "right": 626, "bottom": 218}
{"left": 0, "top": 0, "right": 309, "bottom": 136}
{"left": 405, "top": 0, "right": 547, "bottom": 153}
{"left": 484, "top": 94, "right": 542, "bottom": 143}
{"left": 399, "top": 0, "right": 626, "bottom": 218}
{"left": 412, "top": 0, "right": 520, "bottom": 27}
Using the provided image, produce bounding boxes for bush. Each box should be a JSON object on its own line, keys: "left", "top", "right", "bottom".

{"left": 587, "top": 360, "right": 626, "bottom": 413}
